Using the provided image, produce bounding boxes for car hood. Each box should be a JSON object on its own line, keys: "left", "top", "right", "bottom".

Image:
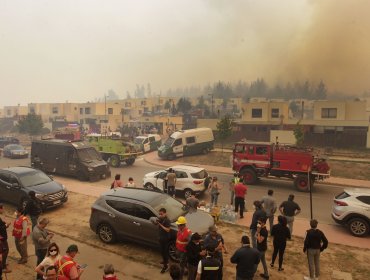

{"left": 183, "top": 210, "right": 214, "bottom": 234}
{"left": 144, "top": 171, "right": 160, "bottom": 178}
{"left": 80, "top": 159, "right": 107, "bottom": 167}
{"left": 27, "top": 181, "right": 64, "bottom": 194}
{"left": 10, "top": 149, "right": 28, "bottom": 153}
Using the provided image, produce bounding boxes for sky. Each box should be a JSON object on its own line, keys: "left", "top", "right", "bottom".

{"left": 1, "top": 0, "right": 370, "bottom": 107}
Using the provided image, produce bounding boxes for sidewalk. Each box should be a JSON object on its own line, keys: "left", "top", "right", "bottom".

{"left": 144, "top": 151, "right": 370, "bottom": 188}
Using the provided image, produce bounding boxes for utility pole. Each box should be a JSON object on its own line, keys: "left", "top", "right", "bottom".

{"left": 208, "top": 94, "right": 214, "bottom": 117}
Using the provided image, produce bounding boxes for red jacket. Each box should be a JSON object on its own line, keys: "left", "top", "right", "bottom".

{"left": 176, "top": 227, "right": 192, "bottom": 252}
{"left": 103, "top": 275, "right": 119, "bottom": 280}
{"left": 12, "top": 215, "right": 30, "bottom": 239}
{"left": 234, "top": 183, "right": 247, "bottom": 198}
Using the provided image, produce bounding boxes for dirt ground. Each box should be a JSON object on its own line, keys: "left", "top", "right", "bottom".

{"left": 181, "top": 151, "right": 370, "bottom": 181}
{"left": 2, "top": 192, "right": 370, "bottom": 279}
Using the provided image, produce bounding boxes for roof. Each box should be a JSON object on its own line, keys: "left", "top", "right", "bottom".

{"left": 169, "top": 165, "right": 205, "bottom": 172}
{"left": 104, "top": 187, "right": 165, "bottom": 204}
{"left": 235, "top": 141, "right": 273, "bottom": 145}
{"left": 1, "top": 166, "right": 37, "bottom": 174}
{"left": 32, "top": 139, "right": 92, "bottom": 149}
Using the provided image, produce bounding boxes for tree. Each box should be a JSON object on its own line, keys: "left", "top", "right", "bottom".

{"left": 17, "top": 113, "right": 44, "bottom": 135}
{"left": 176, "top": 97, "right": 192, "bottom": 114}
{"left": 314, "top": 80, "right": 327, "bottom": 100}
{"left": 293, "top": 122, "right": 304, "bottom": 147}
{"left": 216, "top": 115, "right": 233, "bottom": 152}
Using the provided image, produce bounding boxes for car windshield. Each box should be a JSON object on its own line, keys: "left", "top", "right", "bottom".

{"left": 134, "top": 137, "right": 144, "bottom": 144}
{"left": 164, "top": 137, "right": 175, "bottom": 146}
{"left": 7, "top": 145, "right": 24, "bottom": 150}
{"left": 19, "top": 170, "right": 52, "bottom": 187}
{"left": 191, "top": 169, "right": 208, "bottom": 179}
{"left": 151, "top": 196, "right": 187, "bottom": 222}
{"left": 77, "top": 148, "right": 102, "bottom": 161}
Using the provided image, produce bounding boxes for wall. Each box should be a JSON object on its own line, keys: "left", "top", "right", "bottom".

{"left": 270, "top": 130, "right": 295, "bottom": 145}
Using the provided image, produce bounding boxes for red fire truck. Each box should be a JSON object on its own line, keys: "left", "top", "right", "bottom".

{"left": 232, "top": 141, "right": 330, "bottom": 192}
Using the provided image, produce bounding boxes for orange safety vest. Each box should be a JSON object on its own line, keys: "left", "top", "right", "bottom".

{"left": 56, "top": 255, "right": 78, "bottom": 280}
{"left": 12, "top": 215, "right": 30, "bottom": 239}
{"left": 176, "top": 227, "right": 192, "bottom": 252}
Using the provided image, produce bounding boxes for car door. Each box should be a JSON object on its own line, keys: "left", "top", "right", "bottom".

{"left": 143, "top": 138, "right": 150, "bottom": 153}
{"left": 155, "top": 171, "right": 167, "bottom": 191}
{"left": 130, "top": 203, "right": 159, "bottom": 245}
{"left": 174, "top": 170, "right": 189, "bottom": 191}
{"left": 2, "top": 173, "right": 24, "bottom": 205}
{"left": 105, "top": 199, "right": 138, "bottom": 241}
{"left": 172, "top": 138, "right": 183, "bottom": 157}
{"left": 0, "top": 171, "right": 12, "bottom": 202}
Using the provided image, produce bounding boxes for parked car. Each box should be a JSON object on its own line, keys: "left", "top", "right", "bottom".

{"left": 89, "top": 187, "right": 214, "bottom": 260}
{"left": 0, "top": 167, "right": 68, "bottom": 210}
{"left": 331, "top": 188, "right": 370, "bottom": 237}
{"left": 0, "top": 136, "right": 20, "bottom": 148}
{"left": 143, "top": 165, "right": 209, "bottom": 199}
{"left": 134, "top": 134, "right": 162, "bottom": 153}
{"left": 3, "top": 144, "right": 29, "bottom": 159}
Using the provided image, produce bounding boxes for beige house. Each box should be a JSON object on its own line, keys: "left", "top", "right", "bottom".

{"left": 3, "top": 105, "right": 28, "bottom": 118}
{"left": 241, "top": 101, "right": 289, "bottom": 124}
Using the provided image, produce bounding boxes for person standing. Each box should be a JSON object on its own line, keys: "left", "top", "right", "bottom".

{"left": 230, "top": 236, "right": 260, "bottom": 280}
{"left": 166, "top": 168, "right": 177, "bottom": 198}
{"left": 56, "top": 244, "right": 84, "bottom": 280}
{"left": 303, "top": 219, "right": 328, "bottom": 280}
{"left": 279, "top": 194, "right": 301, "bottom": 235}
{"left": 270, "top": 215, "right": 291, "bottom": 271}
{"left": 32, "top": 217, "right": 54, "bottom": 280}
{"left": 229, "top": 173, "right": 240, "bottom": 206}
{"left": 196, "top": 246, "right": 221, "bottom": 280}
{"left": 0, "top": 203, "right": 11, "bottom": 274}
{"left": 175, "top": 216, "right": 192, "bottom": 278}
{"left": 35, "top": 243, "right": 61, "bottom": 279}
{"left": 111, "top": 174, "right": 123, "bottom": 189}
{"left": 12, "top": 207, "right": 30, "bottom": 264}
{"left": 102, "top": 264, "right": 119, "bottom": 280}
{"left": 186, "top": 233, "right": 206, "bottom": 280}
{"left": 203, "top": 225, "right": 227, "bottom": 280}
{"left": 23, "top": 191, "right": 42, "bottom": 229}
{"left": 250, "top": 201, "right": 266, "bottom": 249}
{"left": 256, "top": 217, "right": 269, "bottom": 279}
{"left": 124, "top": 177, "right": 137, "bottom": 188}
{"left": 234, "top": 181, "right": 248, "bottom": 219}
{"left": 186, "top": 194, "right": 200, "bottom": 213}
{"left": 260, "top": 190, "right": 277, "bottom": 233}
{"left": 208, "top": 177, "right": 221, "bottom": 208}
{"left": 156, "top": 208, "right": 171, "bottom": 274}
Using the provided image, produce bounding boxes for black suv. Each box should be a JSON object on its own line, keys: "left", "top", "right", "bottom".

{"left": 89, "top": 188, "right": 214, "bottom": 260}
{"left": 0, "top": 167, "right": 68, "bottom": 210}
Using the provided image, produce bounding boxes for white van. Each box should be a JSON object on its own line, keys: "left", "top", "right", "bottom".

{"left": 158, "top": 128, "right": 214, "bottom": 160}
{"left": 134, "top": 134, "right": 162, "bottom": 153}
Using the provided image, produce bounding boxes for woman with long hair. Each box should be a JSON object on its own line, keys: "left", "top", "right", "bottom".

{"left": 270, "top": 215, "right": 291, "bottom": 271}
{"left": 35, "top": 242, "right": 62, "bottom": 279}
{"left": 208, "top": 177, "right": 221, "bottom": 208}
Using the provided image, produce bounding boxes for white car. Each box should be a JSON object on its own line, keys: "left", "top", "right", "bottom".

{"left": 332, "top": 188, "right": 370, "bottom": 237}
{"left": 143, "top": 165, "right": 209, "bottom": 199}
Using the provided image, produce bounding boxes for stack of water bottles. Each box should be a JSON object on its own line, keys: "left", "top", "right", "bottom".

{"left": 219, "top": 204, "right": 238, "bottom": 224}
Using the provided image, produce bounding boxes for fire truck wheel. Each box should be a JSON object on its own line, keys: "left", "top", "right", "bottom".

{"left": 294, "top": 175, "right": 311, "bottom": 192}
{"left": 241, "top": 169, "right": 257, "bottom": 185}
{"left": 109, "top": 155, "right": 121, "bottom": 167}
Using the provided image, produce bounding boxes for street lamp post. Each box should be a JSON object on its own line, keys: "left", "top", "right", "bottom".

{"left": 208, "top": 94, "right": 214, "bottom": 117}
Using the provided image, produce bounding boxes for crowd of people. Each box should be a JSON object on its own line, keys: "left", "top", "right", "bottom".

{"left": 0, "top": 170, "right": 329, "bottom": 280}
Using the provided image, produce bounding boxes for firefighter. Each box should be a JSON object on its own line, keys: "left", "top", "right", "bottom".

{"left": 175, "top": 216, "right": 192, "bottom": 278}
{"left": 56, "top": 244, "right": 84, "bottom": 280}
{"left": 12, "top": 207, "right": 30, "bottom": 264}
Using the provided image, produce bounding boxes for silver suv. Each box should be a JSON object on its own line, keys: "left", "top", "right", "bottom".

{"left": 89, "top": 188, "right": 214, "bottom": 260}
{"left": 331, "top": 188, "right": 370, "bottom": 237}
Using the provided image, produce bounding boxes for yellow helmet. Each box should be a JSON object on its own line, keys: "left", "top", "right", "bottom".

{"left": 175, "top": 216, "right": 187, "bottom": 225}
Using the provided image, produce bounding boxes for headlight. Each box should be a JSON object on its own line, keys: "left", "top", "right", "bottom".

{"left": 88, "top": 167, "right": 94, "bottom": 172}
{"left": 35, "top": 193, "right": 46, "bottom": 200}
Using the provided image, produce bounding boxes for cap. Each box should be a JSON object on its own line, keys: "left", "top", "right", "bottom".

{"left": 175, "top": 216, "right": 187, "bottom": 225}
{"left": 66, "top": 244, "right": 79, "bottom": 253}
{"left": 209, "top": 225, "right": 218, "bottom": 232}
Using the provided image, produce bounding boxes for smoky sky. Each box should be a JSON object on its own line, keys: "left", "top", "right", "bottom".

{"left": 0, "top": 0, "right": 369, "bottom": 107}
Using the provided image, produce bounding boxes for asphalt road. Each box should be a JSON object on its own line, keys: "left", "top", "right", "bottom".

{"left": 0, "top": 154, "right": 352, "bottom": 225}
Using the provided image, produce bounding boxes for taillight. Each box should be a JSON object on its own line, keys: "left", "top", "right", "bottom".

{"left": 193, "top": 180, "right": 203, "bottom": 185}
{"left": 334, "top": 200, "right": 348, "bottom": 206}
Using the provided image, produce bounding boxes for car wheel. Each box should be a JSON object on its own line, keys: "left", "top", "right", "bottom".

{"left": 294, "top": 175, "right": 312, "bottom": 192}
{"left": 98, "top": 223, "right": 116, "bottom": 243}
{"left": 241, "top": 168, "right": 257, "bottom": 185}
{"left": 77, "top": 172, "right": 88, "bottom": 181}
{"left": 168, "top": 240, "right": 179, "bottom": 262}
{"left": 348, "top": 217, "right": 370, "bottom": 237}
{"left": 144, "top": 183, "right": 155, "bottom": 190}
{"left": 184, "top": 188, "right": 193, "bottom": 199}
{"left": 167, "top": 154, "right": 176, "bottom": 161}
{"left": 20, "top": 197, "right": 28, "bottom": 211}
{"left": 109, "top": 155, "right": 121, "bottom": 167}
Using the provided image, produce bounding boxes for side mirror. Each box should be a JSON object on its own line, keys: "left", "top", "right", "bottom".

{"left": 12, "top": 183, "right": 20, "bottom": 189}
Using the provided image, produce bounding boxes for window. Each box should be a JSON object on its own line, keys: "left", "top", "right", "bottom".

{"left": 175, "top": 171, "right": 188, "bottom": 178}
{"left": 52, "top": 107, "right": 58, "bottom": 114}
{"left": 256, "top": 146, "right": 267, "bottom": 155}
{"left": 143, "top": 138, "right": 149, "bottom": 144}
{"left": 271, "top": 108, "right": 279, "bottom": 118}
{"left": 252, "top": 109, "right": 262, "bottom": 118}
{"left": 134, "top": 205, "right": 155, "bottom": 220}
{"left": 248, "top": 146, "right": 254, "bottom": 155}
{"left": 106, "top": 200, "right": 136, "bottom": 216}
{"left": 30, "top": 107, "right": 35, "bottom": 114}
{"left": 149, "top": 136, "right": 155, "bottom": 143}
{"left": 321, "top": 108, "right": 337, "bottom": 119}
{"left": 80, "top": 108, "right": 83, "bottom": 114}
{"left": 186, "top": 137, "right": 195, "bottom": 144}
{"left": 0, "top": 173, "right": 10, "bottom": 185}
{"left": 108, "top": 108, "right": 113, "bottom": 115}
{"left": 173, "top": 138, "right": 182, "bottom": 146}
{"left": 85, "top": 107, "right": 91, "bottom": 114}
{"left": 235, "top": 145, "right": 245, "bottom": 153}
{"left": 357, "top": 196, "right": 370, "bottom": 205}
